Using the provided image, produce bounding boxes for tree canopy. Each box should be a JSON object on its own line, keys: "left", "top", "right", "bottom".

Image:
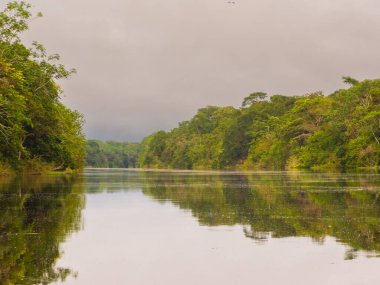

{"left": 137, "top": 78, "right": 380, "bottom": 171}
{"left": 0, "top": 1, "right": 85, "bottom": 173}
{"left": 85, "top": 140, "right": 140, "bottom": 168}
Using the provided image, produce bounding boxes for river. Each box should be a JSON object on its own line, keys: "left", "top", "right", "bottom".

{"left": 1, "top": 169, "right": 380, "bottom": 284}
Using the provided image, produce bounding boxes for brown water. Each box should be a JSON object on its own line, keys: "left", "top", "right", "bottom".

{"left": 1, "top": 169, "right": 380, "bottom": 284}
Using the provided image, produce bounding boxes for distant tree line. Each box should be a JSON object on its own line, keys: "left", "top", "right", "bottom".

{"left": 0, "top": 2, "right": 85, "bottom": 174}
{"left": 137, "top": 78, "right": 380, "bottom": 171}
{"left": 85, "top": 140, "right": 140, "bottom": 168}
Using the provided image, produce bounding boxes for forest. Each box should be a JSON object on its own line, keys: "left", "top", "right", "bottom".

{"left": 137, "top": 77, "right": 380, "bottom": 171}
{"left": 0, "top": 2, "right": 85, "bottom": 174}
{"left": 85, "top": 140, "right": 139, "bottom": 168}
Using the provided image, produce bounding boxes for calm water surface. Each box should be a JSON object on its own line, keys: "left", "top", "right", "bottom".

{"left": 1, "top": 169, "right": 380, "bottom": 284}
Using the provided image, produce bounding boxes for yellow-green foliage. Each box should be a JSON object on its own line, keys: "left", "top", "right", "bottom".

{"left": 0, "top": 2, "right": 85, "bottom": 172}
{"left": 85, "top": 140, "right": 140, "bottom": 168}
{"left": 0, "top": 162, "right": 13, "bottom": 176}
{"left": 138, "top": 80, "right": 380, "bottom": 171}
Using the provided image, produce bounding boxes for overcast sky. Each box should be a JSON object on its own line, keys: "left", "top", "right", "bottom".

{"left": 19, "top": 0, "right": 380, "bottom": 141}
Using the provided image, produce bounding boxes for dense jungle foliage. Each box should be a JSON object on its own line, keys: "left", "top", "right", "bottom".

{"left": 0, "top": 2, "right": 85, "bottom": 174}
{"left": 85, "top": 140, "right": 139, "bottom": 168}
{"left": 137, "top": 78, "right": 380, "bottom": 171}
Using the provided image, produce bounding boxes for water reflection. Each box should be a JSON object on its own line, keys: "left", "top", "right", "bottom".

{"left": 1, "top": 170, "right": 380, "bottom": 285}
{"left": 85, "top": 170, "right": 380, "bottom": 258}
{"left": 0, "top": 175, "right": 85, "bottom": 284}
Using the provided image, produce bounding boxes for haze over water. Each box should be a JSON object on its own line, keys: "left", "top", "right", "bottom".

{"left": 1, "top": 169, "right": 380, "bottom": 284}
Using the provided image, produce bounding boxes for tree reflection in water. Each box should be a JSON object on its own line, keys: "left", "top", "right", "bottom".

{"left": 0, "top": 175, "right": 85, "bottom": 285}
{"left": 134, "top": 171, "right": 380, "bottom": 258}
{"left": 2, "top": 169, "right": 378, "bottom": 285}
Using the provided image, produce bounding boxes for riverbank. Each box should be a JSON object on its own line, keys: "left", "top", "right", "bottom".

{"left": 84, "top": 166, "right": 379, "bottom": 174}
{"left": 0, "top": 161, "right": 81, "bottom": 177}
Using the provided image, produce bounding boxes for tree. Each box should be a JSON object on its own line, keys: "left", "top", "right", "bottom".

{"left": 0, "top": 1, "right": 85, "bottom": 172}
{"left": 342, "top": 76, "right": 359, "bottom": 86}
{"left": 137, "top": 80, "right": 380, "bottom": 171}
{"left": 241, "top": 92, "right": 267, "bottom": 108}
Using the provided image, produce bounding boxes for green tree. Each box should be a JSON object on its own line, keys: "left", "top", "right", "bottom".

{"left": 0, "top": 1, "right": 85, "bottom": 172}
{"left": 241, "top": 92, "right": 267, "bottom": 108}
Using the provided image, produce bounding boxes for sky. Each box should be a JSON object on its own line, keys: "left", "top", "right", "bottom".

{"left": 19, "top": 0, "right": 380, "bottom": 141}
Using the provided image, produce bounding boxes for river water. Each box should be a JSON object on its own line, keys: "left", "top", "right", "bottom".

{"left": 1, "top": 169, "right": 380, "bottom": 284}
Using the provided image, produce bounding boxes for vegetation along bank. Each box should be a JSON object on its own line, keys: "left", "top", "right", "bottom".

{"left": 86, "top": 78, "right": 379, "bottom": 172}
{"left": 136, "top": 77, "right": 380, "bottom": 171}
{"left": 0, "top": 2, "right": 85, "bottom": 175}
